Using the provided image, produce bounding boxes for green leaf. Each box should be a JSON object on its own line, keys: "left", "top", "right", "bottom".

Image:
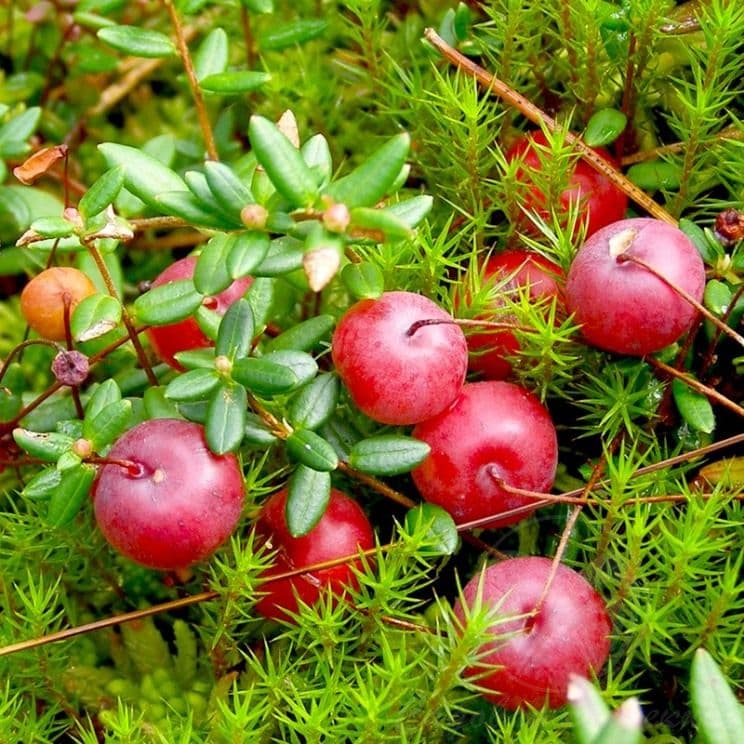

{"left": 29, "top": 216, "right": 74, "bottom": 239}
{"left": 691, "top": 648, "right": 744, "bottom": 744}
{"left": 286, "top": 464, "right": 331, "bottom": 537}
{"left": 257, "top": 19, "right": 328, "bottom": 51}
{"left": 324, "top": 133, "right": 410, "bottom": 208}
{"left": 264, "top": 315, "right": 334, "bottom": 352}
{"left": 403, "top": 504, "right": 458, "bottom": 556}
{"left": 703, "top": 279, "right": 731, "bottom": 316}
{"left": 194, "top": 304, "right": 221, "bottom": 342}
{"left": 244, "top": 413, "right": 278, "bottom": 445}
{"left": 253, "top": 235, "right": 305, "bottom": 276}
{"left": 248, "top": 115, "right": 318, "bottom": 208}
{"left": 240, "top": 0, "right": 274, "bottom": 13}
{"left": 193, "top": 27, "right": 229, "bottom": 82}
{"left": 672, "top": 378, "right": 715, "bottom": 434}
{"left": 194, "top": 234, "right": 233, "bottom": 295}
{"left": 85, "top": 379, "right": 122, "bottom": 419}
{"left": 200, "top": 71, "right": 271, "bottom": 95}
{"left": 156, "top": 190, "right": 239, "bottom": 229}
{"left": 174, "top": 348, "right": 216, "bottom": 370}
{"left": 165, "top": 370, "right": 221, "bottom": 404}
{"left": 98, "top": 25, "right": 176, "bottom": 58}
{"left": 22, "top": 467, "right": 63, "bottom": 501}
{"left": 227, "top": 231, "right": 270, "bottom": 279}
{"left": 262, "top": 350, "right": 318, "bottom": 387}
{"left": 382, "top": 195, "right": 434, "bottom": 229}
{"left": 567, "top": 676, "right": 612, "bottom": 744}
{"left": 13, "top": 428, "right": 73, "bottom": 461}
{"left": 47, "top": 464, "right": 96, "bottom": 527}
{"left": 204, "top": 161, "right": 255, "bottom": 216}
{"left": 206, "top": 382, "right": 247, "bottom": 454}
{"left": 71, "top": 293, "right": 122, "bottom": 343}
{"left": 133, "top": 279, "right": 204, "bottom": 325}
{"left": 143, "top": 386, "right": 183, "bottom": 420}
{"left": 232, "top": 357, "right": 298, "bottom": 395}
{"left": 98, "top": 143, "right": 188, "bottom": 209}
{"left": 0, "top": 107, "right": 41, "bottom": 149}
{"left": 83, "top": 399, "right": 132, "bottom": 451}
{"left": 340, "top": 262, "right": 385, "bottom": 300}
{"left": 301, "top": 134, "right": 332, "bottom": 187}
{"left": 288, "top": 373, "right": 339, "bottom": 430}
{"left": 285, "top": 429, "right": 338, "bottom": 472}
{"left": 627, "top": 160, "right": 681, "bottom": 191}
{"left": 216, "top": 298, "right": 254, "bottom": 359}
{"left": 349, "top": 435, "right": 430, "bottom": 476}
{"left": 349, "top": 206, "right": 414, "bottom": 240}
{"left": 78, "top": 166, "right": 125, "bottom": 218}
{"left": 592, "top": 699, "right": 644, "bottom": 744}
{"left": 245, "top": 276, "right": 275, "bottom": 328}
{"left": 584, "top": 108, "right": 627, "bottom": 147}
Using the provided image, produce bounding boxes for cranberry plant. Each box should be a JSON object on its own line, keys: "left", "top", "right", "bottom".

{"left": 0, "top": 1, "right": 743, "bottom": 742}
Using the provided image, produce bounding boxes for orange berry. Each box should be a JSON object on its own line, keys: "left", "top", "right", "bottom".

{"left": 20, "top": 267, "right": 97, "bottom": 341}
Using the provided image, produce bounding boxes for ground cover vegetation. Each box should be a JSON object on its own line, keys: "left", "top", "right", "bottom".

{"left": 0, "top": 0, "right": 742, "bottom": 741}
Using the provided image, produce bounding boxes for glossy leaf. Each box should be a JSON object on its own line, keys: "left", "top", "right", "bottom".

{"left": 227, "top": 231, "right": 270, "bottom": 278}
{"left": 216, "top": 298, "right": 255, "bottom": 359}
{"left": 165, "top": 369, "right": 221, "bottom": 402}
{"left": 672, "top": 378, "right": 715, "bottom": 434}
{"left": 194, "top": 27, "right": 229, "bottom": 81}
{"left": 78, "top": 166, "right": 125, "bottom": 218}
{"left": 194, "top": 304, "right": 221, "bottom": 342}
{"left": 194, "top": 234, "right": 233, "bottom": 295}
{"left": 22, "top": 467, "right": 63, "bottom": 501}
{"left": 200, "top": 71, "right": 271, "bottom": 95}
{"left": 262, "top": 350, "right": 318, "bottom": 387}
{"left": 258, "top": 19, "right": 327, "bottom": 51}
{"left": 204, "top": 161, "right": 255, "bottom": 216}
{"left": 70, "top": 293, "right": 122, "bottom": 343}
{"left": 85, "top": 379, "right": 122, "bottom": 419}
{"left": 301, "top": 133, "right": 332, "bottom": 186}
{"left": 98, "top": 143, "right": 188, "bottom": 209}
{"left": 703, "top": 279, "right": 731, "bottom": 316}
{"left": 690, "top": 648, "right": 744, "bottom": 744}
{"left": 264, "top": 314, "right": 334, "bottom": 352}
{"left": 83, "top": 399, "right": 132, "bottom": 451}
{"left": 244, "top": 413, "right": 278, "bottom": 445}
{"left": 12, "top": 428, "right": 73, "bottom": 461}
{"left": 584, "top": 108, "right": 627, "bottom": 147}
{"left": 253, "top": 235, "right": 305, "bottom": 276}
{"left": 156, "top": 190, "right": 240, "bottom": 229}
{"left": 324, "top": 133, "right": 410, "bottom": 208}
{"left": 286, "top": 464, "right": 331, "bottom": 537}
{"left": 173, "top": 348, "right": 217, "bottom": 370}
{"left": 248, "top": 115, "right": 318, "bottom": 208}
{"left": 133, "top": 279, "right": 204, "bottom": 325}
{"left": 627, "top": 160, "right": 681, "bottom": 191}
{"left": 567, "top": 676, "right": 612, "bottom": 744}
{"left": 592, "top": 699, "right": 643, "bottom": 744}
{"left": 403, "top": 504, "right": 458, "bottom": 556}
{"left": 286, "top": 429, "right": 339, "bottom": 471}
{"left": 231, "top": 357, "right": 298, "bottom": 395}
{"left": 288, "top": 373, "right": 339, "bottom": 430}
{"left": 98, "top": 25, "right": 176, "bottom": 58}
{"left": 47, "top": 465, "right": 96, "bottom": 527}
{"left": 29, "top": 217, "right": 74, "bottom": 239}
{"left": 349, "top": 206, "right": 414, "bottom": 240}
{"left": 348, "top": 435, "right": 430, "bottom": 476}
{"left": 382, "top": 195, "right": 434, "bottom": 229}
{"left": 143, "top": 386, "right": 184, "bottom": 420}
{"left": 0, "top": 107, "right": 41, "bottom": 149}
{"left": 340, "top": 262, "right": 385, "bottom": 300}
{"left": 206, "top": 382, "right": 247, "bottom": 454}
{"left": 245, "top": 276, "right": 275, "bottom": 328}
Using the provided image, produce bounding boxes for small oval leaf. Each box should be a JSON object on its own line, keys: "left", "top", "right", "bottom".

{"left": 264, "top": 315, "right": 334, "bottom": 352}
{"left": 286, "top": 464, "right": 331, "bottom": 537}
{"left": 194, "top": 233, "right": 234, "bottom": 295}
{"left": 200, "top": 71, "right": 271, "bottom": 95}
{"left": 98, "top": 25, "right": 176, "bottom": 59}
{"left": 13, "top": 428, "right": 73, "bottom": 461}
{"left": 47, "top": 465, "right": 96, "bottom": 527}
{"left": 227, "top": 231, "right": 270, "bottom": 279}
{"left": 349, "top": 435, "right": 431, "bottom": 476}
{"left": 165, "top": 369, "right": 221, "bottom": 402}
{"left": 206, "top": 382, "right": 247, "bottom": 454}
{"left": 78, "top": 166, "right": 125, "bottom": 219}
{"left": 231, "top": 357, "right": 298, "bottom": 395}
{"left": 285, "top": 429, "right": 339, "bottom": 472}
{"left": 403, "top": 503, "right": 459, "bottom": 556}
{"left": 672, "top": 378, "right": 715, "bottom": 434}
{"left": 288, "top": 373, "right": 339, "bottom": 430}
{"left": 71, "top": 293, "right": 122, "bottom": 342}
{"left": 340, "top": 262, "right": 384, "bottom": 300}
{"left": 583, "top": 108, "right": 627, "bottom": 147}
{"left": 216, "top": 298, "right": 255, "bottom": 360}
{"left": 133, "top": 279, "right": 204, "bottom": 325}
{"left": 83, "top": 399, "right": 133, "bottom": 451}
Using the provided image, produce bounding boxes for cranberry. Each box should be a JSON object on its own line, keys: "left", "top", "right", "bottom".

{"left": 412, "top": 381, "right": 558, "bottom": 528}
{"left": 454, "top": 557, "right": 611, "bottom": 709}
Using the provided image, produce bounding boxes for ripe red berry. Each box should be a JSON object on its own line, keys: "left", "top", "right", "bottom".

{"left": 20, "top": 266, "right": 97, "bottom": 341}
{"left": 466, "top": 249, "right": 564, "bottom": 379}
{"left": 92, "top": 419, "right": 244, "bottom": 571}
{"left": 412, "top": 381, "right": 558, "bottom": 528}
{"left": 506, "top": 130, "right": 627, "bottom": 238}
{"left": 454, "top": 557, "right": 612, "bottom": 710}
{"left": 145, "top": 256, "right": 252, "bottom": 370}
{"left": 565, "top": 218, "right": 706, "bottom": 356}
{"left": 331, "top": 291, "right": 468, "bottom": 425}
{"left": 255, "top": 487, "right": 374, "bottom": 622}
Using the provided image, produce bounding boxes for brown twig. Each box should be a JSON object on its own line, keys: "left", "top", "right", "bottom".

{"left": 422, "top": 28, "right": 676, "bottom": 225}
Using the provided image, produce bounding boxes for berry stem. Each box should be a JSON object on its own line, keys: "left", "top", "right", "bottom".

{"left": 616, "top": 252, "right": 744, "bottom": 348}
{"left": 0, "top": 339, "right": 60, "bottom": 384}
{"left": 406, "top": 317, "right": 531, "bottom": 337}
{"left": 422, "top": 28, "right": 677, "bottom": 225}
{"left": 163, "top": 0, "right": 218, "bottom": 161}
